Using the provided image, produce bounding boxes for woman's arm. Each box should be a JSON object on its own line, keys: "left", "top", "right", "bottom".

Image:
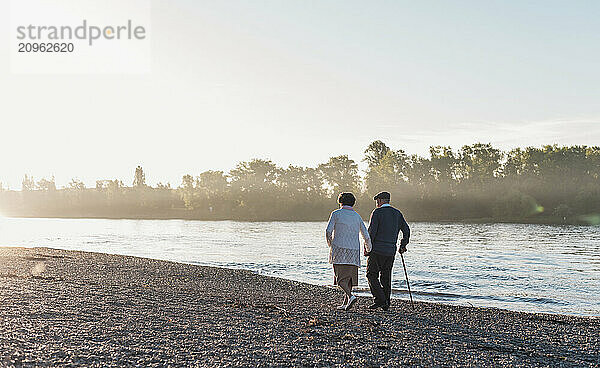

{"left": 359, "top": 218, "right": 372, "bottom": 254}
{"left": 325, "top": 212, "right": 335, "bottom": 247}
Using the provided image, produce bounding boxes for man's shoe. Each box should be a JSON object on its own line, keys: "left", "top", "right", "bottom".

{"left": 368, "top": 303, "right": 383, "bottom": 310}
{"left": 381, "top": 303, "right": 390, "bottom": 311}
{"left": 345, "top": 295, "right": 357, "bottom": 311}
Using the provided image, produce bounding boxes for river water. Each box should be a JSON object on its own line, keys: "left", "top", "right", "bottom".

{"left": 0, "top": 217, "right": 598, "bottom": 316}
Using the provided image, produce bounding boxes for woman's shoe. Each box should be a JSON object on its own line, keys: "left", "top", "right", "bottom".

{"left": 345, "top": 295, "right": 357, "bottom": 311}
{"left": 337, "top": 295, "right": 349, "bottom": 310}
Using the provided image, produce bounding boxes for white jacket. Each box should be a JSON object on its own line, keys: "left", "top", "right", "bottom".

{"left": 325, "top": 206, "right": 372, "bottom": 266}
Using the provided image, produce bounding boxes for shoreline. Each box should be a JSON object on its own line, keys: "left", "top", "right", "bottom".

{"left": 1, "top": 247, "right": 598, "bottom": 367}
{"left": 3, "top": 214, "right": 597, "bottom": 226}
{"left": 4, "top": 244, "right": 597, "bottom": 318}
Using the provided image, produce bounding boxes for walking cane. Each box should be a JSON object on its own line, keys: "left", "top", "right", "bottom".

{"left": 400, "top": 252, "right": 415, "bottom": 310}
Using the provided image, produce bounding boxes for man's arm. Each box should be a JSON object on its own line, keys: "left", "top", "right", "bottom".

{"left": 367, "top": 210, "right": 378, "bottom": 244}
{"left": 398, "top": 212, "right": 410, "bottom": 252}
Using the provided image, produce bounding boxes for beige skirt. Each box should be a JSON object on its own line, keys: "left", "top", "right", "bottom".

{"left": 333, "top": 264, "right": 359, "bottom": 287}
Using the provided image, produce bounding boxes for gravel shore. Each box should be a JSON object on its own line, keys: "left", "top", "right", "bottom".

{"left": 0, "top": 247, "right": 598, "bottom": 367}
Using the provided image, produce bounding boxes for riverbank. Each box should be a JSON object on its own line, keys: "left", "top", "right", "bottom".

{"left": 3, "top": 213, "right": 598, "bottom": 226}
{"left": 0, "top": 247, "right": 598, "bottom": 367}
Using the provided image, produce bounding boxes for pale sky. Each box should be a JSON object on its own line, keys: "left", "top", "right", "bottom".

{"left": 1, "top": 1, "right": 599, "bottom": 189}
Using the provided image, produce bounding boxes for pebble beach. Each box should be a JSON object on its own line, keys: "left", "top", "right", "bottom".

{"left": 0, "top": 247, "right": 598, "bottom": 367}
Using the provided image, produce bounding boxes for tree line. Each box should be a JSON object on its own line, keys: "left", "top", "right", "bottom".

{"left": 1, "top": 141, "right": 599, "bottom": 224}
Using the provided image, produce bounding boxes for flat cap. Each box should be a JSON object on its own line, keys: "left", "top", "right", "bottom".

{"left": 373, "top": 191, "right": 391, "bottom": 200}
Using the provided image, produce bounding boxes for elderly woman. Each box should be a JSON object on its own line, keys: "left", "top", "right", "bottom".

{"left": 326, "top": 192, "right": 372, "bottom": 310}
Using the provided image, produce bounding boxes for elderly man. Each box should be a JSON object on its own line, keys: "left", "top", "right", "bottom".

{"left": 366, "top": 191, "right": 410, "bottom": 311}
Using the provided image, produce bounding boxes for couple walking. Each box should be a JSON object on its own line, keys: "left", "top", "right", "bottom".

{"left": 325, "top": 191, "right": 410, "bottom": 311}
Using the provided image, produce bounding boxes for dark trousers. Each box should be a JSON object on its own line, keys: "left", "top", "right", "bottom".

{"left": 366, "top": 253, "right": 395, "bottom": 306}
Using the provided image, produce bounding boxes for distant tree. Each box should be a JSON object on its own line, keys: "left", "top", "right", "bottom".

{"left": 429, "top": 146, "right": 457, "bottom": 183}
{"left": 457, "top": 143, "right": 503, "bottom": 182}
{"left": 63, "top": 179, "right": 86, "bottom": 206}
{"left": 101, "top": 179, "right": 123, "bottom": 192}
{"left": 133, "top": 166, "right": 146, "bottom": 188}
{"left": 178, "top": 174, "right": 196, "bottom": 209}
{"left": 280, "top": 165, "right": 324, "bottom": 197}
{"left": 180, "top": 175, "right": 194, "bottom": 190}
{"left": 303, "top": 167, "right": 326, "bottom": 198}
{"left": 97, "top": 179, "right": 124, "bottom": 206}
{"left": 22, "top": 175, "right": 35, "bottom": 191}
{"left": 229, "top": 159, "right": 281, "bottom": 218}
{"left": 318, "top": 155, "right": 360, "bottom": 196}
{"left": 36, "top": 176, "right": 56, "bottom": 191}
{"left": 96, "top": 179, "right": 122, "bottom": 190}
{"left": 586, "top": 147, "right": 600, "bottom": 180}
{"left": 66, "top": 179, "right": 86, "bottom": 191}
{"left": 365, "top": 149, "right": 409, "bottom": 193}
{"left": 197, "top": 171, "right": 228, "bottom": 194}
{"left": 156, "top": 182, "right": 171, "bottom": 190}
{"left": 230, "top": 159, "right": 280, "bottom": 192}
{"left": 195, "top": 171, "right": 229, "bottom": 213}
{"left": 363, "top": 140, "right": 391, "bottom": 168}
{"left": 404, "top": 154, "right": 431, "bottom": 188}
{"left": 503, "top": 148, "right": 527, "bottom": 178}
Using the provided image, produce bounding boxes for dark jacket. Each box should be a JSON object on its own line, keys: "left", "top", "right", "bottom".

{"left": 368, "top": 205, "right": 410, "bottom": 256}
